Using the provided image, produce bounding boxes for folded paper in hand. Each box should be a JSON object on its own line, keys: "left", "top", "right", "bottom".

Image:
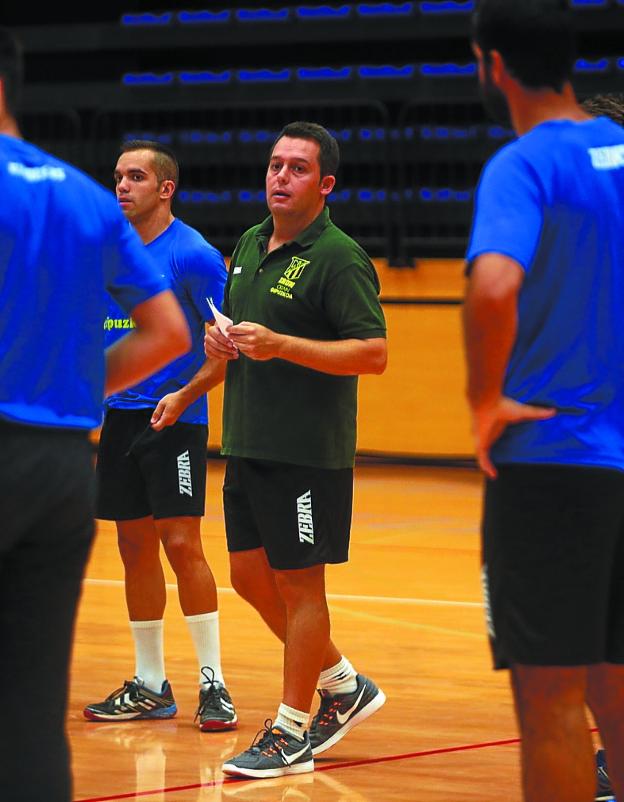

{"left": 207, "top": 297, "right": 234, "bottom": 339}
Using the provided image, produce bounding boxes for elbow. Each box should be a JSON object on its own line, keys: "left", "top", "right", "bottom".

{"left": 367, "top": 341, "right": 388, "bottom": 375}
{"left": 371, "top": 353, "right": 387, "bottom": 375}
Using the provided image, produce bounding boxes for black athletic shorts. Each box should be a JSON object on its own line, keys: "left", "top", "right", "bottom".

{"left": 96, "top": 408, "right": 207, "bottom": 521}
{"left": 482, "top": 463, "right": 624, "bottom": 669}
{"left": 223, "top": 456, "right": 353, "bottom": 570}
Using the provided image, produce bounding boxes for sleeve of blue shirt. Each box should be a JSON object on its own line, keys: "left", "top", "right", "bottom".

{"left": 105, "top": 214, "right": 169, "bottom": 313}
{"left": 179, "top": 239, "right": 228, "bottom": 321}
{"left": 466, "top": 145, "right": 544, "bottom": 275}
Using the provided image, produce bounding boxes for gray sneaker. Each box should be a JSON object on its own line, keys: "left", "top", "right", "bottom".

{"left": 309, "top": 673, "right": 386, "bottom": 755}
{"left": 195, "top": 666, "right": 238, "bottom": 731}
{"left": 222, "top": 721, "right": 313, "bottom": 779}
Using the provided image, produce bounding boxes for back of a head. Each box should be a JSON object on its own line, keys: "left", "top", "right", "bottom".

{"left": 581, "top": 94, "right": 624, "bottom": 127}
{"left": 0, "top": 27, "right": 23, "bottom": 120}
{"left": 472, "top": 0, "right": 575, "bottom": 92}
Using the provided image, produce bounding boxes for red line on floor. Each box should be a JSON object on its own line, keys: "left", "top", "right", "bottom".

{"left": 74, "top": 734, "right": 522, "bottom": 801}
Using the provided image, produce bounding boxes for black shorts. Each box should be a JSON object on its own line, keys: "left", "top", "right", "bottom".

{"left": 223, "top": 457, "right": 353, "bottom": 570}
{"left": 96, "top": 408, "right": 207, "bottom": 521}
{"left": 482, "top": 463, "right": 624, "bottom": 669}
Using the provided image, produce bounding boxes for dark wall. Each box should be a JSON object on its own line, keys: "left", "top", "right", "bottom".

{"left": 10, "top": 1, "right": 624, "bottom": 260}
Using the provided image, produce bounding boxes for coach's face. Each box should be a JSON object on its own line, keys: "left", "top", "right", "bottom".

{"left": 266, "top": 136, "right": 335, "bottom": 221}
{"left": 474, "top": 44, "right": 513, "bottom": 129}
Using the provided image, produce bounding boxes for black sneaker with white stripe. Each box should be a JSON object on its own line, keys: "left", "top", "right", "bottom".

{"left": 222, "top": 720, "right": 313, "bottom": 779}
{"left": 595, "top": 749, "right": 614, "bottom": 801}
{"left": 83, "top": 677, "right": 177, "bottom": 721}
{"left": 195, "top": 666, "right": 238, "bottom": 731}
{"left": 309, "top": 673, "right": 386, "bottom": 755}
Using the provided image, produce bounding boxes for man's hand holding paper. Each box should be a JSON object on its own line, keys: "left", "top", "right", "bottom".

{"left": 205, "top": 297, "right": 239, "bottom": 360}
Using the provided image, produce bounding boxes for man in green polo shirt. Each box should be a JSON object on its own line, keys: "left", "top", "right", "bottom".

{"left": 205, "top": 121, "right": 387, "bottom": 779}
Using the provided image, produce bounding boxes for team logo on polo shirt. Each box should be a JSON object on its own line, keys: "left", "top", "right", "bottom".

{"left": 284, "top": 257, "right": 310, "bottom": 280}
{"left": 270, "top": 257, "right": 310, "bottom": 300}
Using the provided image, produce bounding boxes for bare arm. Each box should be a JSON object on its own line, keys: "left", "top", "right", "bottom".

{"left": 463, "top": 253, "right": 523, "bottom": 409}
{"left": 104, "top": 289, "right": 190, "bottom": 396}
{"left": 150, "top": 356, "right": 227, "bottom": 430}
{"left": 463, "top": 253, "right": 554, "bottom": 477}
{"left": 227, "top": 321, "right": 387, "bottom": 376}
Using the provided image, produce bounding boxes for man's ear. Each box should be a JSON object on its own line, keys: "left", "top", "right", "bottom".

{"left": 320, "top": 175, "right": 336, "bottom": 196}
{"left": 489, "top": 50, "right": 506, "bottom": 88}
{"left": 160, "top": 179, "right": 176, "bottom": 200}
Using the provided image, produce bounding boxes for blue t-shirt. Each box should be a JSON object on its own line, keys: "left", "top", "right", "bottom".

{"left": 466, "top": 117, "right": 624, "bottom": 469}
{"left": 104, "top": 218, "right": 227, "bottom": 424}
{"left": 0, "top": 135, "right": 168, "bottom": 431}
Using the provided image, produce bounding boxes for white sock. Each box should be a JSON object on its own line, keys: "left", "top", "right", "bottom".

{"left": 130, "top": 619, "right": 166, "bottom": 693}
{"left": 185, "top": 611, "right": 224, "bottom": 685}
{"left": 275, "top": 702, "right": 309, "bottom": 741}
{"left": 318, "top": 656, "right": 358, "bottom": 695}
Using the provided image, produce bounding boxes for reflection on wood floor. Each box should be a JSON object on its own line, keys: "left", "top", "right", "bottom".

{"left": 68, "top": 461, "right": 527, "bottom": 802}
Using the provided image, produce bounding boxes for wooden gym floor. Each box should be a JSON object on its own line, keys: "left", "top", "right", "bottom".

{"left": 68, "top": 460, "right": 525, "bottom": 802}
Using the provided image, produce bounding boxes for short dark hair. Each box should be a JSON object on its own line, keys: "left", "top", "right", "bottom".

{"left": 0, "top": 27, "right": 23, "bottom": 119}
{"left": 270, "top": 121, "right": 340, "bottom": 178}
{"left": 119, "top": 139, "right": 179, "bottom": 186}
{"left": 472, "top": 0, "right": 575, "bottom": 92}
{"left": 581, "top": 94, "right": 624, "bottom": 127}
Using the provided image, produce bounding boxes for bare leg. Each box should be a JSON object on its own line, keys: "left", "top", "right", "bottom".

{"left": 156, "top": 516, "right": 217, "bottom": 614}
{"left": 230, "top": 547, "right": 342, "bottom": 671}
{"left": 273, "top": 564, "right": 330, "bottom": 712}
{"left": 117, "top": 517, "right": 166, "bottom": 620}
{"left": 510, "top": 664, "right": 594, "bottom": 802}
{"left": 586, "top": 662, "right": 624, "bottom": 801}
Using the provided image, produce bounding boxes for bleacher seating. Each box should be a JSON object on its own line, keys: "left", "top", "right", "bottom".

{"left": 12, "top": 0, "right": 624, "bottom": 261}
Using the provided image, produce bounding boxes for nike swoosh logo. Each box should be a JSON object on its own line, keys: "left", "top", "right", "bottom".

{"left": 336, "top": 686, "right": 366, "bottom": 725}
{"left": 280, "top": 743, "right": 310, "bottom": 766}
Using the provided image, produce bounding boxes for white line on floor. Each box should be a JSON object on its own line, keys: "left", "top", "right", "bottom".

{"left": 83, "top": 578, "right": 483, "bottom": 608}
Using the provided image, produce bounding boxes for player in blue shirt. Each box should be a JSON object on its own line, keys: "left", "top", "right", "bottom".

{"left": 83, "top": 141, "right": 237, "bottom": 732}
{"left": 0, "top": 29, "right": 190, "bottom": 802}
{"left": 463, "top": 3, "right": 624, "bottom": 801}
{"left": 579, "top": 91, "right": 624, "bottom": 802}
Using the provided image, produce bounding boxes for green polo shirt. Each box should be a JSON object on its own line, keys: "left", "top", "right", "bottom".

{"left": 222, "top": 207, "right": 386, "bottom": 469}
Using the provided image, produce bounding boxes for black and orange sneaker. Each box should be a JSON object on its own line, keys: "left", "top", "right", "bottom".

{"left": 596, "top": 749, "right": 614, "bottom": 801}
{"left": 195, "top": 666, "right": 238, "bottom": 731}
{"left": 222, "top": 720, "right": 313, "bottom": 779}
{"left": 83, "top": 677, "right": 177, "bottom": 721}
{"left": 309, "top": 674, "right": 386, "bottom": 755}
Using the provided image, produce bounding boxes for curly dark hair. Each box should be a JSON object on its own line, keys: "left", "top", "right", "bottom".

{"left": 581, "top": 94, "right": 624, "bottom": 127}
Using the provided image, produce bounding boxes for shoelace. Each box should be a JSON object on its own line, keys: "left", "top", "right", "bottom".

{"left": 247, "top": 719, "right": 282, "bottom": 755}
{"left": 195, "top": 666, "right": 224, "bottom": 719}
{"left": 105, "top": 679, "right": 140, "bottom": 702}
{"left": 313, "top": 689, "right": 341, "bottom": 726}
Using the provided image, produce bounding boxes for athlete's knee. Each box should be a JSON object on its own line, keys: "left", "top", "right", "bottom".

{"left": 274, "top": 565, "right": 326, "bottom": 608}
{"left": 229, "top": 560, "right": 256, "bottom": 601}
{"left": 161, "top": 533, "right": 202, "bottom": 574}
{"left": 117, "top": 533, "right": 157, "bottom": 570}
{"left": 512, "top": 664, "right": 587, "bottom": 724}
